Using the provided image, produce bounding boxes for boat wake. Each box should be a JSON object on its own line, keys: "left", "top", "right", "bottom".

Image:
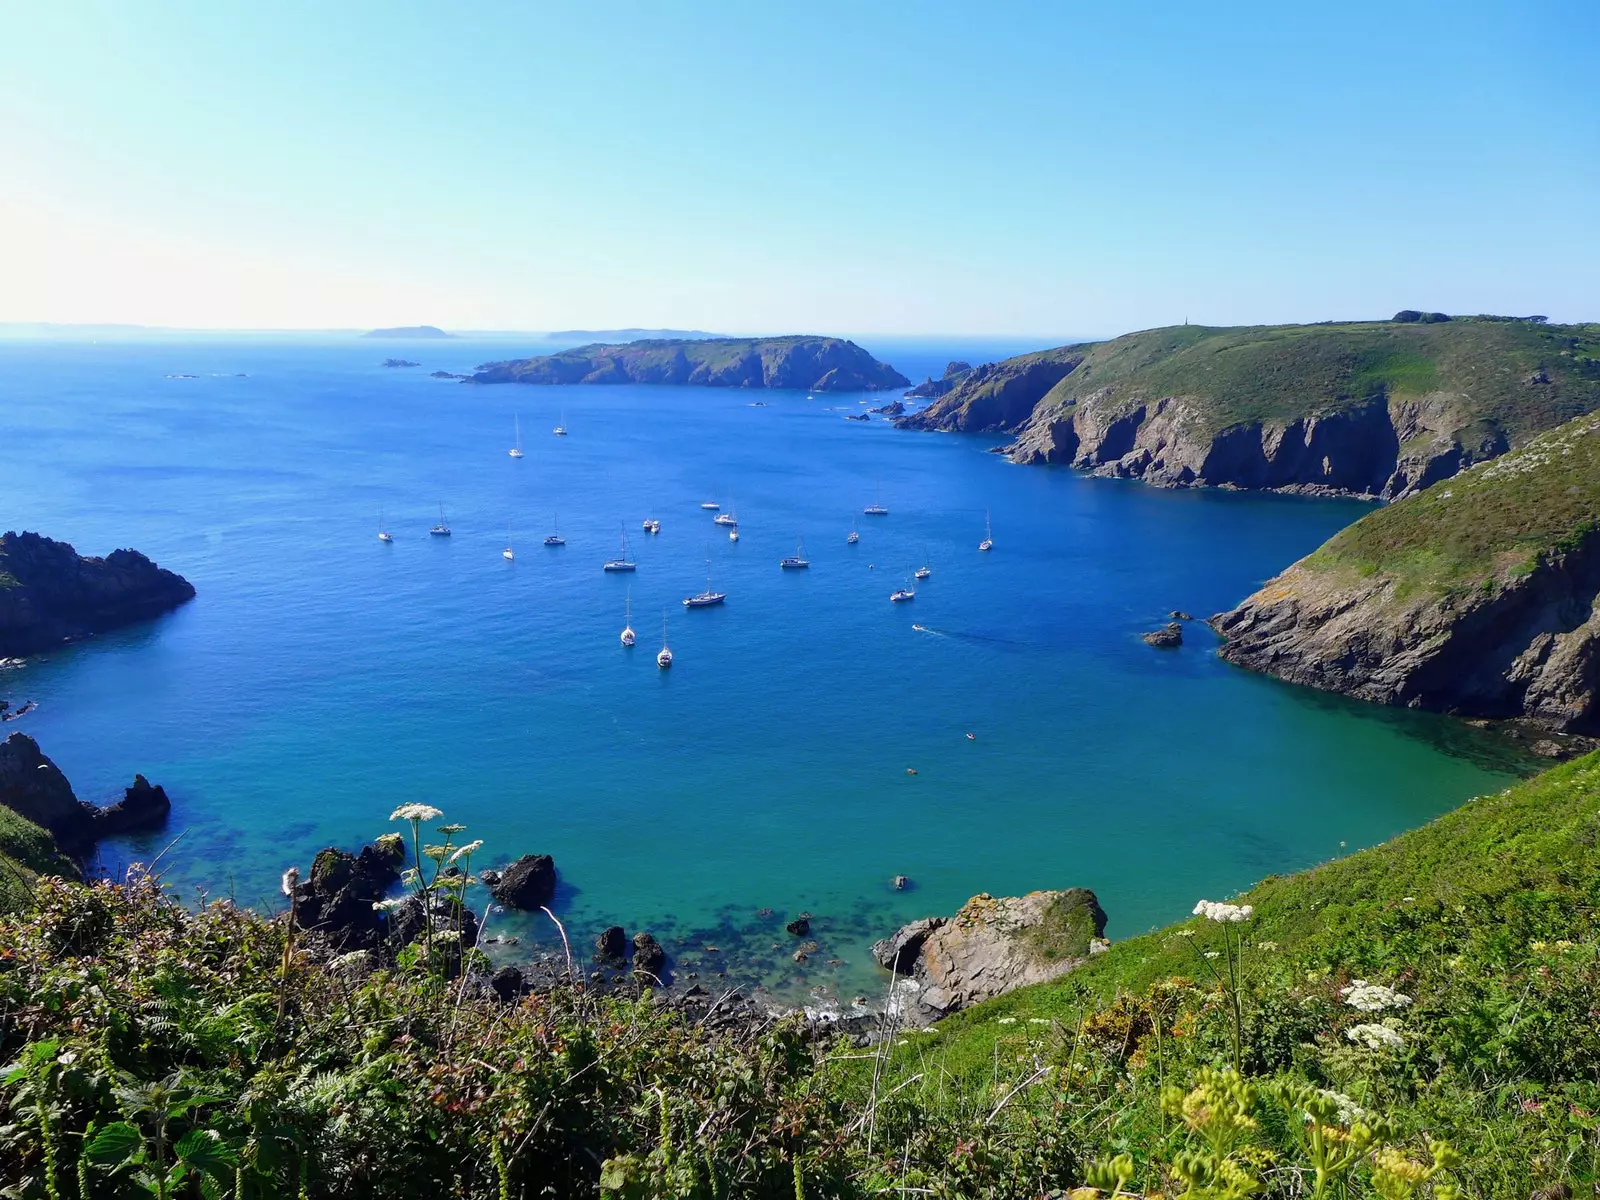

{"left": 911, "top": 624, "right": 1027, "bottom": 649}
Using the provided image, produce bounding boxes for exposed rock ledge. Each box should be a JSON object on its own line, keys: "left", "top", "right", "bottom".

{"left": 1211, "top": 538, "right": 1600, "bottom": 736}
{"left": 873, "top": 888, "right": 1107, "bottom": 1024}
{"left": 997, "top": 391, "right": 1508, "bottom": 500}
{"left": 0, "top": 531, "right": 196, "bottom": 657}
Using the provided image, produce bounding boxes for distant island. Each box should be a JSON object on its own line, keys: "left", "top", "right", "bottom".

{"left": 471, "top": 336, "right": 910, "bottom": 392}
{"left": 363, "top": 325, "right": 454, "bottom": 339}
{"left": 899, "top": 314, "right": 1600, "bottom": 499}
{"left": 380, "top": 358, "right": 421, "bottom": 368}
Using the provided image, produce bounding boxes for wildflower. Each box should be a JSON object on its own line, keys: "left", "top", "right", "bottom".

{"left": 1346, "top": 1023, "right": 1405, "bottom": 1050}
{"left": 422, "top": 844, "right": 450, "bottom": 862}
{"left": 374, "top": 833, "right": 404, "bottom": 854}
{"left": 1304, "top": 1088, "right": 1366, "bottom": 1126}
{"left": 997, "top": 1017, "right": 1017, "bottom": 1025}
{"left": 1193, "top": 899, "right": 1253, "bottom": 923}
{"left": 281, "top": 866, "right": 300, "bottom": 897}
{"left": 1554, "top": 940, "right": 1576, "bottom": 952}
{"left": 1204, "top": 951, "right": 1221, "bottom": 960}
{"left": 1402, "top": 896, "right": 1415, "bottom": 902}
{"left": 1530, "top": 940, "right": 1549, "bottom": 952}
{"left": 372, "top": 898, "right": 405, "bottom": 912}
{"left": 448, "top": 839, "right": 483, "bottom": 864}
{"left": 433, "top": 929, "right": 462, "bottom": 945}
{"left": 438, "top": 823, "right": 467, "bottom": 835}
{"left": 1257, "top": 941, "right": 1278, "bottom": 952}
{"left": 1340, "top": 981, "right": 1413, "bottom": 1012}
{"left": 1174, "top": 929, "right": 1195, "bottom": 938}
{"left": 390, "top": 803, "right": 444, "bottom": 823}
{"left": 400, "top": 867, "right": 420, "bottom": 886}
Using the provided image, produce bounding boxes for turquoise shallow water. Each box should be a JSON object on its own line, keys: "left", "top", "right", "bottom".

{"left": 1, "top": 334, "right": 1526, "bottom": 1005}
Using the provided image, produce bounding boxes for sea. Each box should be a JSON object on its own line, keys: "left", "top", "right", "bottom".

{"left": 0, "top": 332, "right": 1530, "bottom": 1007}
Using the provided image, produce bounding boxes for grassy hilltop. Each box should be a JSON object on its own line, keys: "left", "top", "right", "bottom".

{"left": 904, "top": 316, "right": 1600, "bottom": 498}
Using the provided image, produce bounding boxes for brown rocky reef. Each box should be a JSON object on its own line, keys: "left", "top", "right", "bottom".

{"left": 470, "top": 335, "right": 909, "bottom": 392}
{"left": 873, "top": 888, "right": 1107, "bottom": 1024}
{"left": 897, "top": 319, "right": 1600, "bottom": 499}
{"left": 0, "top": 531, "right": 195, "bottom": 657}
{"left": 0, "top": 732, "right": 171, "bottom": 854}
{"left": 1212, "top": 412, "right": 1600, "bottom": 736}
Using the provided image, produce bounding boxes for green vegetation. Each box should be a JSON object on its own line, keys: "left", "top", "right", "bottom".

{"left": 1039, "top": 317, "right": 1600, "bottom": 435}
{"left": 6, "top": 755, "right": 1600, "bottom": 1196}
{"left": 1303, "top": 410, "right": 1600, "bottom": 595}
{"left": 0, "top": 806, "right": 76, "bottom": 913}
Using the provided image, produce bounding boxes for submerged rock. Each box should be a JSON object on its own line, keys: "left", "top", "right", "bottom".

{"left": 872, "top": 888, "right": 1107, "bottom": 1024}
{"left": 785, "top": 916, "right": 811, "bottom": 937}
{"left": 595, "top": 925, "right": 627, "bottom": 962}
{"left": 95, "top": 774, "right": 171, "bottom": 838}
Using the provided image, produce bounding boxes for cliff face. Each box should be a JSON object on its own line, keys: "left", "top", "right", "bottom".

{"left": 0, "top": 732, "right": 174, "bottom": 853}
{"left": 0, "top": 531, "right": 196, "bottom": 657}
{"left": 898, "top": 319, "right": 1600, "bottom": 499}
{"left": 472, "top": 336, "right": 909, "bottom": 392}
{"left": 1211, "top": 413, "right": 1600, "bottom": 733}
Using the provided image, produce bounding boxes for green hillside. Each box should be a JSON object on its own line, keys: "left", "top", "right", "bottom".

{"left": 0, "top": 805, "right": 76, "bottom": 912}
{"left": 1301, "top": 409, "right": 1600, "bottom": 597}
{"left": 1039, "top": 316, "right": 1600, "bottom": 434}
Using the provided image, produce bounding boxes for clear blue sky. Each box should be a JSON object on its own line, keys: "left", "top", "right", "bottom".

{"left": 1, "top": 1, "right": 1594, "bottom": 336}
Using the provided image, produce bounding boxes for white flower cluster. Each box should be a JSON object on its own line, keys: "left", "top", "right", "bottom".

{"left": 1307, "top": 1089, "right": 1367, "bottom": 1127}
{"left": 1340, "top": 980, "right": 1413, "bottom": 1012}
{"left": 390, "top": 803, "right": 444, "bottom": 823}
{"left": 1346, "top": 1023, "right": 1405, "bottom": 1050}
{"left": 371, "top": 897, "right": 406, "bottom": 913}
{"left": 448, "top": 839, "right": 483, "bottom": 864}
{"left": 1193, "top": 899, "right": 1254, "bottom": 923}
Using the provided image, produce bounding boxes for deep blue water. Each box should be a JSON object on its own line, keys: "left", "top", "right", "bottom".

{"left": 0, "top": 334, "right": 1526, "bottom": 1005}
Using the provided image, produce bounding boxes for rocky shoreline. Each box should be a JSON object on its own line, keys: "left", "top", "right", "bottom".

{"left": 0, "top": 531, "right": 195, "bottom": 658}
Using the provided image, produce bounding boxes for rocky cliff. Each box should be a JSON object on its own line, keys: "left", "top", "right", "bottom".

{"left": 0, "top": 732, "right": 172, "bottom": 853}
{"left": 872, "top": 888, "right": 1107, "bottom": 1023}
{"left": 898, "top": 318, "right": 1600, "bottom": 498}
{"left": 471, "top": 336, "right": 909, "bottom": 392}
{"left": 0, "top": 531, "right": 196, "bottom": 657}
{"left": 1212, "top": 412, "right": 1600, "bottom": 734}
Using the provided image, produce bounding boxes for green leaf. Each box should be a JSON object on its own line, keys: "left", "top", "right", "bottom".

{"left": 84, "top": 1121, "right": 143, "bottom": 1164}
{"left": 175, "top": 1128, "right": 238, "bottom": 1175}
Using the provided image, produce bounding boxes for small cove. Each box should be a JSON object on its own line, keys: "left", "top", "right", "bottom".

{"left": 1, "top": 335, "right": 1531, "bottom": 1003}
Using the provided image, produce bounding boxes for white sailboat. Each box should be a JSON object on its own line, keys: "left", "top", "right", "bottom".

{"left": 603, "top": 525, "right": 637, "bottom": 572}
{"left": 864, "top": 485, "right": 888, "bottom": 516}
{"left": 544, "top": 514, "right": 565, "bottom": 546}
{"left": 728, "top": 525, "right": 740, "bottom": 542}
{"left": 503, "top": 522, "right": 515, "bottom": 560}
{"left": 621, "top": 592, "right": 636, "bottom": 647}
{"left": 657, "top": 612, "right": 673, "bottom": 668}
{"left": 508, "top": 415, "right": 524, "bottom": 458}
{"left": 553, "top": 407, "right": 568, "bottom": 436}
{"left": 683, "top": 557, "right": 726, "bottom": 607}
{"left": 979, "top": 510, "right": 993, "bottom": 552}
{"left": 847, "top": 520, "right": 859, "bottom": 545}
{"left": 378, "top": 510, "right": 393, "bottom": 543}
{"left": 780, "top": 536, "right": 809, "bottom": 569}
{"left": 429, "top": 502, "right": 451, "bottom": 536}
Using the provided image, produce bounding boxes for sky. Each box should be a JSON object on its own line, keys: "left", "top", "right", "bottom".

{"left": 1, "top": 1, "right": 1595, "bottom": 338}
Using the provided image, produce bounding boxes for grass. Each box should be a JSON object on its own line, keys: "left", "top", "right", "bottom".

{"left": 0, "top": 806, "right": 77, "bottom": 913}
{"left": 1017, "top": 318, "right": 1600, "bottom": 438}
{"left": 1302, "top": 409, "right": 1600, "bottom": 595}
{"left": 7, "top": 756, "right": 1600, "bottom": 1196}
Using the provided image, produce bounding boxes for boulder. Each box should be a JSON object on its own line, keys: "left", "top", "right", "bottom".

{"left": 594, "top": 925, "right": 627, "bottom": 962}
{"left": 486, "top": 853, "right": 556, "bottom": 910}
{"left": 632, "top": 931, "right": 666, "bottom": 980}
{"left": 785, "top": 916, "right": 811, "bottom": 937}
{"left": 292, "top": 841, "right": 405, "bottom": 952}
{"left": 1143, "top": 622, "right": 1183, "bottom": 648}
{"left": 875, "top": 889, "right": 1107, "bottom": 1024}
{"left": 490, "top": 966, "right": 527, "bottom": 1002}
{"left": 1168, "top": 610, "right": 1194, "bottom": 622}
{"left": 94, "top": 774, "right": 171, "bottom": 838}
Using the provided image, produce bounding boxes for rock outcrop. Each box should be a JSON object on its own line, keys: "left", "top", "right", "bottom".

{"left": 0, "top": 532, "right": 196, "bottom": 657}
{"left": 872, "top": 888, "right": 1107, "bottom": 1023}
{"left": 0, "top": 733, "right": 172, "bottom": 853}
{"left": 1213, "top": 412, "right": 1600, "bottom": 734}
{"left": 904, "top": 361, "right": 974, "bottom": 400}
{"left": 471, "top": 336, "right": 909, "bottom": 392}
{"left": 632, "top": 931, "right": 666, "bottom": 981}
{"left": 292, "top": 842, "right": 405, "bottom": 952}
{"left": 486, "top": 853, "right": 557, "bottom": 910}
